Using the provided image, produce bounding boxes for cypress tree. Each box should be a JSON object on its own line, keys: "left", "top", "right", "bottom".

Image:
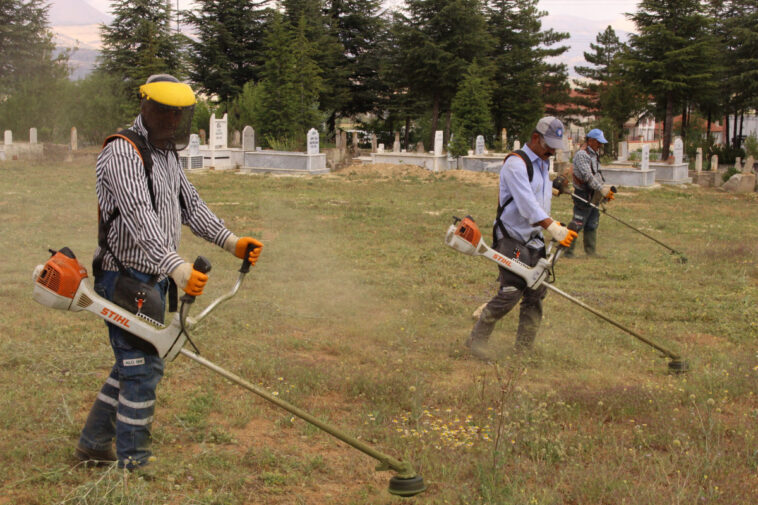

{"left": 449, "top": 61, "right": 494, "bottom": 157}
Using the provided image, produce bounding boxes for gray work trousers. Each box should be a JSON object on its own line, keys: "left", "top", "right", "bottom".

{"left": 469, "top": 236, "right": 548, "bottom": 349}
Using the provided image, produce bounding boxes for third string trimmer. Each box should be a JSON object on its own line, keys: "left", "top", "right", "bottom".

{"left": 572, "top": 188, "right": 688, "bottom": 263}
{"left": 445, "top": 216, "right": 690, "bottom": 373}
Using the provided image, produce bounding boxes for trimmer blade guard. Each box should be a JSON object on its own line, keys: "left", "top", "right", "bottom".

{"left": 445, "top": 216, "right": 485, "bottom": 256}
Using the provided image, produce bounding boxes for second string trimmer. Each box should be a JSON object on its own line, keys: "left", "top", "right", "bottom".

{"left": 445, "top": 216, "right": 689, "bottom": 373}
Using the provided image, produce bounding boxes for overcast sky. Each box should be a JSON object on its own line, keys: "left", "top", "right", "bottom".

{"left": 84, "top": 0, "right": 641, "bottom": 26}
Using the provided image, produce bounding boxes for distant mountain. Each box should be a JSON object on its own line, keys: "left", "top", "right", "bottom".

{"left": 49, "top": 0, "right": 110, "bottom": 26}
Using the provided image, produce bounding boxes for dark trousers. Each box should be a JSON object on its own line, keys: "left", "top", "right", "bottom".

{"left": 568, "top": 188, "right": 600, "bottom": 256}
{"left": 78, "top": 270, "right": 167, "bottom": 469}
{"left": 469, "top": 236, "right": 548, "bottom": 349}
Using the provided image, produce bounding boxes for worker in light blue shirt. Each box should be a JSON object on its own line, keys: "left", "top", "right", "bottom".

{"left": 465, "top": 116, "right": 577, "bottom": 360}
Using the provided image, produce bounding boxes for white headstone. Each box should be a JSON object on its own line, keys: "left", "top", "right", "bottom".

{"left": 673, "top": 137, "right": 683, "bottom": 165}
{"left": 29, "top": 128, "right": 37, "bottom": 144}
{"left": 70, "top": 127, "right": 78, "bottom": 151}
{"left": 549, "top": 156, "right": 555, "bottom": 173}
{"left": 710, "top": 154, "right": 718, "bottom": 171}
{"left": 735, "top": 157, "right": 742, "bottom": 170}
{"left": 695, "top": 147, "right": 703, "bottom": 172}
{"left": 209, "top": 113, "right": 228, "bottom": 149}
{"left": 641, "top": 145, "right": 650, "bottom": 171}
{"left": 188, "top": 134, "right": 200, "bottom": 156}
{"left": 352, "top": 131, "right": 358, "bottom": 147}
{"left": 377, "top": 143, "right": 385, "bottom": 153}
{"left": 743, "top": 155, "right": 755, "bottom": 174}
{"left": 4, "top": 130, "right": 11, "bottom": 145}
{"left": 513, "top": 140, "right": 521, "bottom": 151}
{"left": 307, "top": 128, "right": 319, "bottom": 155}
{"left": 434, "top": 130, "right": 443, "bottom": 155}
{"left": 393, "top": 132, "right": 400, "bottom": 153}
{"left": 618, "top": 141, "right": 628, "bottom": 161}
{"left": 242, "top": 126, "right": 255, "bottom": 152}
{"left": 475, "top": 135, "right": 485, "bottom": 155}
{"left": 501, "top": 128, "right": 507, "bottom": 150}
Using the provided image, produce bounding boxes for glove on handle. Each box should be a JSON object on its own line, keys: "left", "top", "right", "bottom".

{"left": 547, "top": 221, "right": 578, "bottom": 248}
{"left": 179, "top": 256, "right": 212, "bottom": 304}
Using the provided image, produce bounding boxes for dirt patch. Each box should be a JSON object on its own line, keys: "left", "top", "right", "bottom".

{"left": 332, "top": 163, "right": 499, "bottom": 185}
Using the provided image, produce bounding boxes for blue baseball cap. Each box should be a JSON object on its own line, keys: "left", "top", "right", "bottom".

{"left": 587, "top": 129, "right": 608, "bottom": 144}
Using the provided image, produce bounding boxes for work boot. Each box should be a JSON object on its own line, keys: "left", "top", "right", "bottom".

{"left": 75, "top": 444, "right": 117, "bottom": 466}
{"left": 583, "top": 228, "right": 598, "bottom": 256}
{"left": 464, "top": 334, "right": 493, "bottom": 361}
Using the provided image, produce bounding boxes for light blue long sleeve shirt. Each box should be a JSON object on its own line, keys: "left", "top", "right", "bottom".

{"left": 495, "top": 144, "right": 552, "bottom": 248}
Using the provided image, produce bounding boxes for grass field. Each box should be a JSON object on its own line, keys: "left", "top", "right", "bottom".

{"left": 1, "top": 158, "right": 756, "bottom": 505}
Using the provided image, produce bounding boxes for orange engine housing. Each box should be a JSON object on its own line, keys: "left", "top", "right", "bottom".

{"left": 37, "top": 250, "right": 88, "bottom": 299}
{"left": 455, "top": 216, "right": 482, "bottom": 246}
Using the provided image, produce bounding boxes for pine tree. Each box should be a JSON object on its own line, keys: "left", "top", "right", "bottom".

{"left": 449, "top": 61, "right": 493, "bottom": 157}
{"left": 97, "top": 0, "right": 187, "bottom": 112}
{"left": 574, "top": 26, "right": 646, "bottom": 156}
{"left": 0, "top": 0, "right": 70, "bottom": 139}
{"left": 626, "top": 0, "right": 718, "bottom": 160}
{"left": 486, "top": 0, "right": 570, "bottom": 144}
{"left": 394, "top": 0, "right": 493, "bottom": 146}
{"left": 184, "top": 0, "right": 269, "bottom": 106}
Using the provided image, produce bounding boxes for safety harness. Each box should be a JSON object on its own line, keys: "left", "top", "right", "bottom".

{"left": 93, "top": 129, "right": 184, "bottom": 312}
{"left": 492, "top": 150, "right": 534, "bottom": 246}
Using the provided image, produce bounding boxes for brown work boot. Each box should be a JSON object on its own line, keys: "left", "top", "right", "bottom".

{"left": 75, "top": 444, "right": 117, "bottom": 466}
{"left": 464, "top": 335, "right": 493, "bottom": 361}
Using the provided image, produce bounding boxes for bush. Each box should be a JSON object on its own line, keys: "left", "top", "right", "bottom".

{"left": 710, "top": 143, "right": 745, "bottom": 166}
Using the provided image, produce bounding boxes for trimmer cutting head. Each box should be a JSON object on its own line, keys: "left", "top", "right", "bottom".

{"left": 388, "top": 475, "right": 427, "bottom": 497}
{"left": 668, "top": 358, "right": 690, "bottom": 374}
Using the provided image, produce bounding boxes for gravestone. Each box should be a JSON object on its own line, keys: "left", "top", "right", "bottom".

{"left": 209, "top": 113, "right": 228, "bottom": 149}
{"left": 433, "top": 130, "right": 443, "bottom": 156}
{"left": 70, "top": 127, "right": 78, "bottom": 151}
{"left": 188, "top": 134, "right": 200, "bottom": 156}
{"left": 232, "top": 130, "right": 241, "bottom": 148}
{"left": 695, "top": 147, "right": 703, "bottom": 172}
{"left": 641, "top": 145, "right": 650, "bottom": 171}
{"left": 352, "top": 131, "right": 358, "bottom": 147}
{"left": 744, "top": 156, "right": 755, "bottom": 174}
{"left": 29, "top": 128, "right": 37, "bottom": 144}
{"left": 340, "top": 131, "right": 347, "bottom": 152}
{"left": 549, "top": 156, "right": 555, "bottom": 173}
{"left": 735, "top": 157, "right": 742, "bottom": 171}
{"left": 513, "top": 140, "right": 521, "bottom": 151}
{"left": 377, "top": 143, "right": 384, "bottom": 153}
{"left": 475, "top": 135, "right": 485, "bottom": 155}
{"left": 335, "top": 131, "right": 342, "bottom": 150}
{"left": 4, "top": 130, "right": 11, "bottom": 145}
{"left": 618, "top": 141, "right": 628, "bottom": 161}
{"left": 393, "top": 132, "right": 400, "bottom": 153}
{"left": 371, "top": 134, "right": 377, "bottom": 153}
{"left": 242, "top": 126, "right": 255, "bottom": 152}
{"left": 416, "top": 141, "right": 425, "bottom": 153}
{"left": 501, "top": 128, "right": 507, "bottom": 150}
{"left": 673, "top": 137, "right": 683, "bottom": 165}
{"left": 199, "top": 129, "right": 206, "bottom": 145}
{"left": 307, "top": 128, "right": 319, "bottom": 155}
{"left": 711, "top": 154, "right": 718, "bottom": 171}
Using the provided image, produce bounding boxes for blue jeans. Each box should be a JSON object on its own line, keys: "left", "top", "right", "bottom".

{"left": 78, "top": 270, "right": 167, "bottom": 469}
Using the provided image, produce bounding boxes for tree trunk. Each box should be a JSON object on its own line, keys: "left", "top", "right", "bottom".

{"left": 662, "top": 92, "right": 674, "bottom": 161}
{"left": 430, "top": 96, "right": 440, "bottom": 149}
{"left": 738, "top": 112, "right": 744, "bottom": 149}
{"left": 706, "top": 110, "right": 712, "bottom": 147}
{"left": 724, "top": 114, "right": 729, "bottom": 147}
{"left": 404, "top": 115, "right": 410, "bottom": 150}
{"left": 681, "top": 101, "right": 687, "bottom": 139}
{"left": 327, "top": 112, "right": 336, "bottom": 141}
{"left": 444, "top": 110, "right": 452, "bottom": 146}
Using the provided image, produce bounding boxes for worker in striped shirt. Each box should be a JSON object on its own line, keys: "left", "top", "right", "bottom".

{"left": 75, "top": 74, "right": 263, "bottom": 472}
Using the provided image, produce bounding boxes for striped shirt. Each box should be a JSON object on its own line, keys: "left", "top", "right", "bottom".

{"left": 94, "top": 115, "right": 232, "bottom": 277}
{"left": 572, "top": 146, "right": 605, "bottom": 193}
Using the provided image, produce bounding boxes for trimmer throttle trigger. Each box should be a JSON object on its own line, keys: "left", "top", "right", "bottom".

{"left": 239, "top": 243, "right": 258, "bottom": 274}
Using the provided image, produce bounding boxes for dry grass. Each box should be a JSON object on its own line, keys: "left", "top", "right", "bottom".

{"left": 1, "top": 159, "right": 756, "bottom": 504}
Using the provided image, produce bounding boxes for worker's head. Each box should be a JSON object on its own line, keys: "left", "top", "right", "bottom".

{"left": 529, "top": 116, "right": 564, "bottom": 161}
{"left": 139, "top": 74, "right": 196, "bottom": 150}
{"left": 586, "top": 128, "right": 608, "bottom": 152}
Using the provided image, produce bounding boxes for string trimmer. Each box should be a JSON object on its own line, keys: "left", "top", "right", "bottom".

{"left": 445, "top": 216, "right": 689, "bottom": 373}
{"left": 571, "top": 188, "right": 688, "bottom": 263}
{"left": 32, "top": 247, "right": 426, "bottom": 497}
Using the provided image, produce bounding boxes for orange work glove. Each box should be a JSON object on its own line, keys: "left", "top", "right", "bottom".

{"left": 224, "top": 235, "right": 264, "bottom": 267}
{"left": 546, "top": 221, "right": 578, "bottom": 248}
{"left": 170, "top": 262, "right": 209, "bottom": 296}
{"left": 605, "top": 190, "right": 615, "bottom": 201}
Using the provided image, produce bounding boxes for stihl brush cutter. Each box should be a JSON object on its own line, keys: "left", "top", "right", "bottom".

{"left": 445, "top": 216, "right": 689, "bottom": 373}
{"left": 572, "top": 188, "right": 688, "bottom": 263}
{"left": 32, "top": 247, "right": 426, "bottom": 497}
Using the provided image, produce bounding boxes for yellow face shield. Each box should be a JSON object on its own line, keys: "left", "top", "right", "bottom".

{"left": 139, "top": 81, "right": 196, "bottom": 151}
